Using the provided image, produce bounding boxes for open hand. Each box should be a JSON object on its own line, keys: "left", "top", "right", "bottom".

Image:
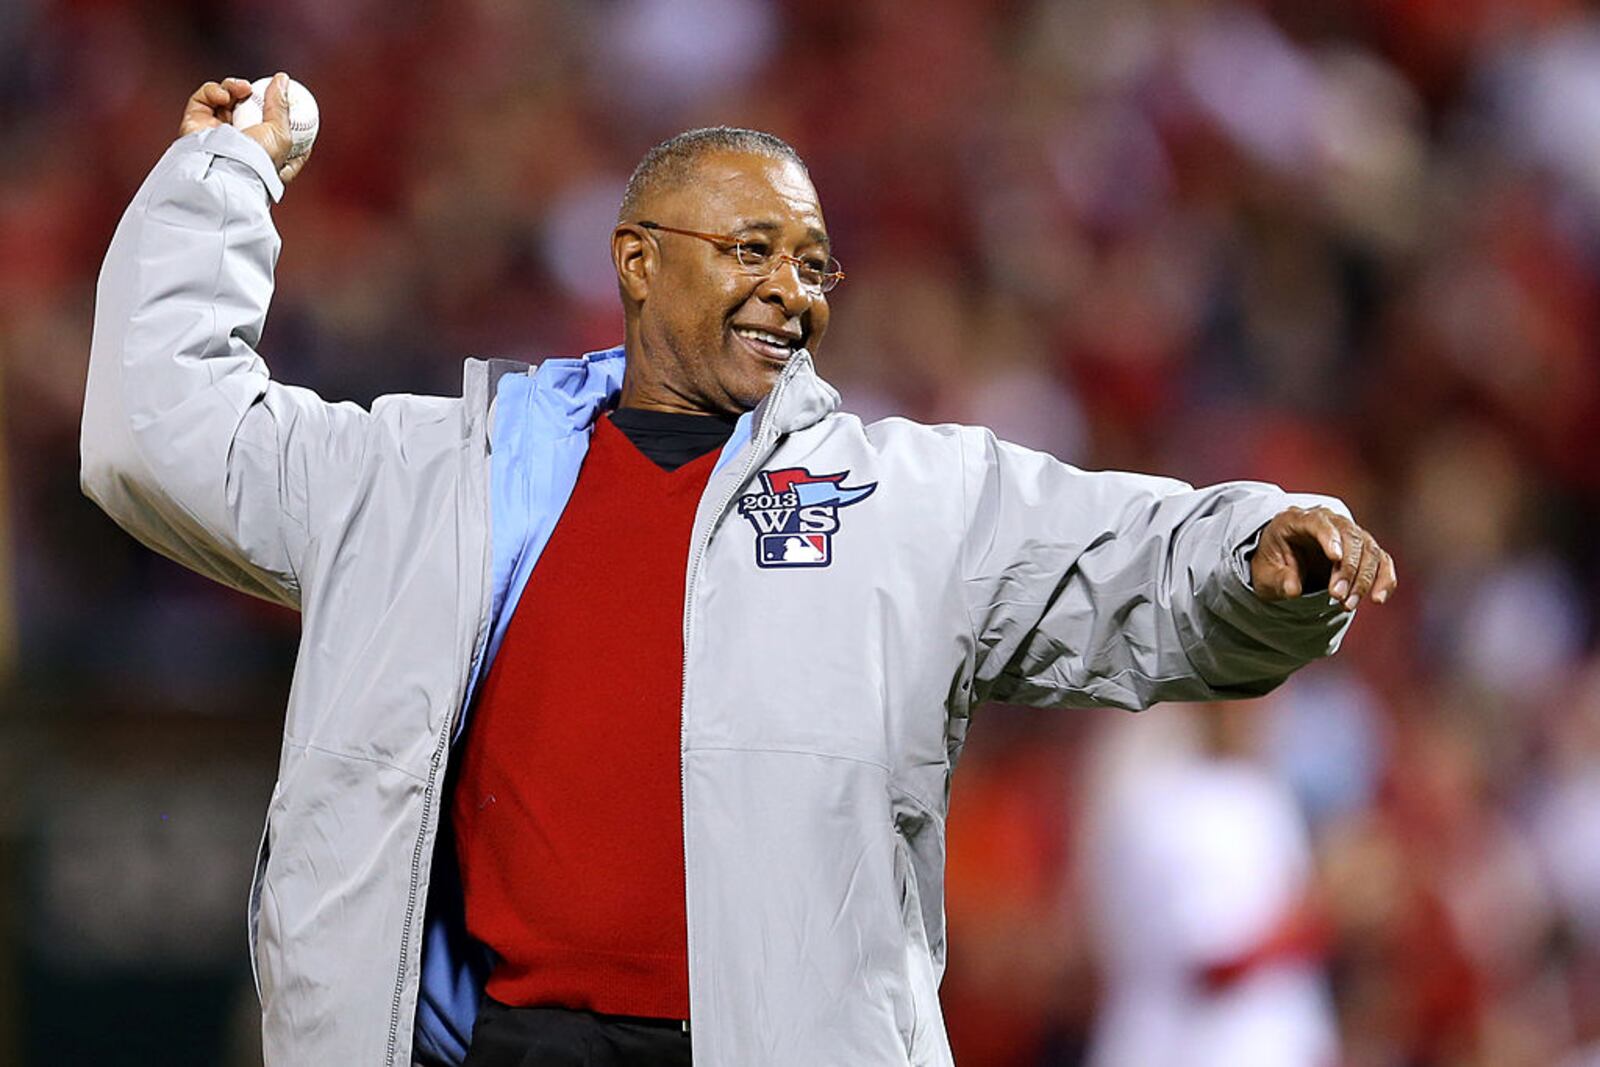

{"left": 1250, "top": 506, "right": 1396, "bottom": 610}
{"left": 179, "top": 73, "right": 310, "bottom": 184}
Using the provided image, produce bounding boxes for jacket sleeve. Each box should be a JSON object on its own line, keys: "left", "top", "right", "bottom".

{"left": 80, "top": 126, "right": 374, "bottom": 609}
{"left": 958, "top": 428, "right": 1354, "bottom": 710}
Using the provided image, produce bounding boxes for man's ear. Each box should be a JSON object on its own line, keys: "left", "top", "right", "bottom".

{"left": 613, "top": 224, "right": 653, "bottom": 303}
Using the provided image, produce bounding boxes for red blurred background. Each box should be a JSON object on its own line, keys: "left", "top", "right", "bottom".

{"left": 3, "top": 1, "right": 1599, "bottom": 1064}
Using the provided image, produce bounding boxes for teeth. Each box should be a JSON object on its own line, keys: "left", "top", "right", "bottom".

{"left": 736, "top": 327, "right": 795, "bottom": 348}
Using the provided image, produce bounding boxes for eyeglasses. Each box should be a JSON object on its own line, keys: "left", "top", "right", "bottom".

{"left": 637, "top": 221, "right": 845, "bottom": 293}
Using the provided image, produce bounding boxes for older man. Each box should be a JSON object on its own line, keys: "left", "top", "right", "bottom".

{"left": 81, "top": 75, "right": 1394, "bottom": 1067}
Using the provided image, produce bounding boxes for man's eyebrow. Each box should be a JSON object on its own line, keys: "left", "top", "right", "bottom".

{"left": 734, "top": 219, "right": 832, "bottom": 251}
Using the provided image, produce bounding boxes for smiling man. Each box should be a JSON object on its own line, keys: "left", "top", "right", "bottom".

{"left": 613, "top": 133, "right": 834, "bottom": 415}
{"left": 81, "top": 78, "right": 1394, "bottom": 1067}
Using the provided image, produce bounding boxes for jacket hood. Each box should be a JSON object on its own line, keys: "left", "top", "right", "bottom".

{"left": 529, "top": 345, "right": 629, "bottom": 431}
{"left": 474, "top": 344, "right": 839, "bottom": 441}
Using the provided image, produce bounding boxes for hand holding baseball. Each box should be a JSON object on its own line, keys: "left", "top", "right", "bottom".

{"left": 179, "top": 73, "right": 313, "bottom": 184}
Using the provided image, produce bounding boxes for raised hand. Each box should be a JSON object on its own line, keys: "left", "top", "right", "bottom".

{"left": 1250, "top": 505, "right": 1396, "bottom": 610}
{"left": 178, "top": 73, "right": 310, "bottom": 184}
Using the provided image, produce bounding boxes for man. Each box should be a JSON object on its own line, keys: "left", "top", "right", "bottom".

{"left": 80, "top": 75, "right": 1395, "bottom": 1067}
{"left": 1085, "top": 705, "right": 1339, "bottom": 1067}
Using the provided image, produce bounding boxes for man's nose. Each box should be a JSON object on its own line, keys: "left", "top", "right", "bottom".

{"left": 756, "top": 258, "right": 815, "bottom": 316}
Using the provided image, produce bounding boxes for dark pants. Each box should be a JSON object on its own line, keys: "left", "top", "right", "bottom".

{"left": 462, "top": 998, "right": 693, "bottom": 1067}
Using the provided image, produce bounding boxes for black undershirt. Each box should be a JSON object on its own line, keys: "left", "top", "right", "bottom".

{"left": 607, "top": 407, "right": 739, "bottom": 472}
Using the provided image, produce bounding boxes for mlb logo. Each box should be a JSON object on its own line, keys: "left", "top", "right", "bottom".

{"left": 738, "top": 467, "right": 876, "bottom": 570}
{"left": 759, "top": 533, "right": 830, "bottom": 567}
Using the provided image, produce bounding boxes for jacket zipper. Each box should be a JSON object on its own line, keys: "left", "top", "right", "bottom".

{"left": 385, "top": 458, "right": 496, "bottom": 1066}
{"left": 678, "top": 361, "right": 798, "bottom": 1034}
{"left": 385, "top": 691, "right": 462, "bottom": 1065}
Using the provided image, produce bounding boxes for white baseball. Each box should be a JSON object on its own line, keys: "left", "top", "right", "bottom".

{"left": 232, "top": 76, "right": 319, "bottom": 161}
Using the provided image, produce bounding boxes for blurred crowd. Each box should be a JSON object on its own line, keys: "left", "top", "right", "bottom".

{"left": 3, "top": 0, "right": 1600, "bottom": 1064}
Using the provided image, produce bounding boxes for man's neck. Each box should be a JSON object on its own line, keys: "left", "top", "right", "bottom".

{"left": 616, "top": 372, "right": 740, "bottom": 417}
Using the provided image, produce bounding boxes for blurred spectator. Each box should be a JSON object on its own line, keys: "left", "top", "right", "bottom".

{"left": 1083, "top": 705, "right": 1339, "bottom": 1067}
{"left": 4, "top": 0, "right": 1600, "bottom": 1063}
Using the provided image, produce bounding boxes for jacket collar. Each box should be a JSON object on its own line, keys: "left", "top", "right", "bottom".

{"left": 756, "top": 348, "right": 841, "bottom": 438}
{"left": 479, "top": 342, "right": 839, "bottom": 438}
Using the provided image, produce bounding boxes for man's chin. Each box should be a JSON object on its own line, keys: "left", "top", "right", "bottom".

{"left": 721, "top": 348, "right": 788, "bottom": 406}
{"left": 723, "top": 372, "right": 781, "bottom": 413}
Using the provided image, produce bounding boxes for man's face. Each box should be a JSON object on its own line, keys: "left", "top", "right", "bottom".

{"left": 625, "top": 151, "right": 832, "bottom": 414}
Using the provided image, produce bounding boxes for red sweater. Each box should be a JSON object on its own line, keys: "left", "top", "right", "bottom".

{"left": 452, "top": 415, "right": 715, "bottom": 1019}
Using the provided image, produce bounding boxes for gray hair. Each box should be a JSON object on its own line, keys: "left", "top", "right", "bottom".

{"left": 618, "top": 126, "right": 806, "bottom": 222}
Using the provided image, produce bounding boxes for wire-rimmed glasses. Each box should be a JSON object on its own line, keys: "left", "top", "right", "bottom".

{"left": 636, "top": 221, "right": 845, "bottom": 293}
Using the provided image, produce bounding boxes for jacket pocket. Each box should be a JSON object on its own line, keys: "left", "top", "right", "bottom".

{"left": 247, "top": 782, "right": 279, "bottom": 1002}
{"left": 894, "top": 828, "right": 955, "bottom": 1067}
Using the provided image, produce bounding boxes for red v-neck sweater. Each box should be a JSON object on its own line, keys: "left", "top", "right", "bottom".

{"left": 452, "top": 415, "right": 717, "bottom": 1019}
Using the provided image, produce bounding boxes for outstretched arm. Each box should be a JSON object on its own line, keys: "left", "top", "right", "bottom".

{"left": 959, "top": 430, "right": 1392, "bottom": 710}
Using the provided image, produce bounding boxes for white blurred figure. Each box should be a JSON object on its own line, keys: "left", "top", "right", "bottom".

{"left": 1558, "top": 1046, "right": 1600, "bottom": 1067}
{"left": 1535, "top": 662, "right": 1600, "bottom": 1063}
{"left": 1263, "top": 666, "right": 1386, "bottom": 833}
{"left": 1084, "top": 704, "right": 1338, "bottom": 1067}
{"left": 1487, "top": 11, "right": 1600, "bottom": 224}
{"left": 589, "top": 0, "right": 776, "bottom": 120}
{"left": 540, "top": 176, "right": 631, "bottom": 306}
{"left": 1174, "top": 3, "right": 1425, "bottom": 248}
{"left": 1457, "top": 554, "right": 1587, "bottom": 704}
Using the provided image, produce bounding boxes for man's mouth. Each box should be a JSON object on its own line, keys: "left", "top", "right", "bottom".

{"left": 733, "top": 325, "right": 803, "bottom": 362}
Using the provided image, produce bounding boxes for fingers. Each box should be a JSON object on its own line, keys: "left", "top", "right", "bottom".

{"left": 1251, "top": 506, "right": 1326, "bottom": 601}
{"left": 1348, "top": 535, "right": 1382, "bottom": 608}
{"left": 1250, "top": 505, "right": 1397, "bottom": 611}
{"left": 1273, "top": 556, "right": 1300, "bottom": 601}
{"left": 233, "top": 72, "right": 293, "bottom": 172}
{"left": 1304, "top": 508, "right": 1345, "bottom": 567}
{"left": 1327, "top": 516, "right": 1398, "bottom": 611}
{"left": 180, "top": 81, "right": 226, "bottom": 136}
{"left": 179, "top": 77, "right": 253, "bottom": 137}
{"left": 1329, "top": 518, "right": 1363, "bottom": 608}
{"left": 263, "top": 72, "right": 290, "bottom": 131}
{"left": 1250, "top": 536, "right": 1295, "bottom": 602}
{"left": 1286, "top": 502, "right": 1337, "bottom": 598}
{"left": 1373, "top": 548, "right": 1398, "bottom": 604}
{"left": 279, "top": 141, "right": 312, "bottom": 184}
{"left": 1253, "top": 506, "right": 1324, "bottom": 601}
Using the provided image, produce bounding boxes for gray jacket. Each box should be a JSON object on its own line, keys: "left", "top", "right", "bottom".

{"left": 81, "top": 126, "right": 1353, "bottom": 1066}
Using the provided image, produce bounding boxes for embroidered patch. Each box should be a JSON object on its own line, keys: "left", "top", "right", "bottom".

{"left": 737, "top": 467, "right": 877, "bottom": 568}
